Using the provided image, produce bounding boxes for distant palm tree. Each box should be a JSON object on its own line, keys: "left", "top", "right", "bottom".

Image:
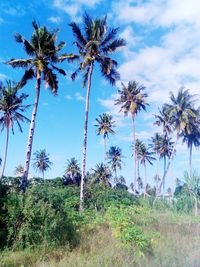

{"left": 95, "top": 113, "right": 115, "bottom": 162}
{"left": 183, "top": 170, "right": 200, "bottom": 216}
{"left": 91, "top": 163, "right": 112, "bottom": 187}
{"left": 32, "top": 149, "right": 52, "bottom": 179}
{"left": 107, "top": 146, "right": 124, "bottom": 178}
{"left": 154, "top": 106, "right": 172, "bottom": 137}
{"left": 6, "top": 21, "right": 72, "bottom": 190}
{"left": 114, "top": 175, "right": 126, "bottom": 185}
{"left": 69, "top": 13, "right": 125, "bottom": 211}
{"left": 159, "top": 88, "right": 198, "bottom": 192}
{"left": 0, "top": 81, "right": 30, "bottom": 178}
{"left": 135, "top": 139, "right": 144, "bottom": 183}
{"left": 14, "top": 164, "right": 24, "bottom": 177}
{"left": 183, "top": 118, "right": 200, "bottom": 179}
{"left": 115, "top": 81, "right": 148, "bottom": 194}
{"left": 139, "top": 144, "right": 155, "bottom": 197}
{"left": 159, "top": 135, "right": 174, "bottom": 190}
{"left": 149, "top": 133, "right": 162, "bottom": 187}
{"left": 64, "top": 157, "right": 81, "bottom": 185}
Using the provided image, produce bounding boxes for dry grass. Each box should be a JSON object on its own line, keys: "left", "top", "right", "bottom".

{"left": 1, "top": 212, "right": 200, "bottom": 267}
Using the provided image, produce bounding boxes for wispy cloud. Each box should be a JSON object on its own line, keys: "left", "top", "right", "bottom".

{"left": 65, "top": 94, "right": 73, "bottom": 100}
{"left": 48, "top": 16, "right": 62, "bottom": 24}
{"left": 75, "top": 92, "right": 85, "bottom": 102}
{"left": 52, "top": 0, "right": 102, "bottom": 20}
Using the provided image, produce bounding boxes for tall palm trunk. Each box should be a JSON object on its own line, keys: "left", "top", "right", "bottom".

{"left": 1, "top": 127, "right": 9, "bottom": 178}
{"left": 155, "top": 154, "right": 159, "bottom": 196}
{"left": 163, "top": 156, "right": 166, "bottom": 190}
{"left": 104, "top": 136, "right": 107, "bottom": 163}
{"left": 80, "top": 63, "right": 93, "bottom": 212}
{"left": 131, "top": 112, "right": 136, "bottom": 194}
{"left": 189, "top": 145, "right": 192, "bottom": 179}
{"left": 159, "top": 135, "right": 179, "bottom": 194}
{"left": 144, "top": 162, "right": 147, "bottom": 198}
{"left": 21, "top": 72, "right": 41, "bottom": 190}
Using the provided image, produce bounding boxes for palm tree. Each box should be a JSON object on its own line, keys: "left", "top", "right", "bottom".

{"left": 64, "top": 157, "right": 81, "bottom": 185}
{"left": 0, "top": 81, "right": 30, "bottom": 178}
{"left": 154, "top": 106, "right": 172, "bottom": 137}
{"left": 115, "top": 81, "right": 148, "bottom": 194}
{"left": 149, "top": 133, "right": 162, "bottom": 188}
{"left": 135, "top": 139, "right": 144, "bottom": 182}
{"left": 158, "top": 88, "right": 198, "bottom": 192}
{"left": 183, "top": 170, "right": 200, "bottom": 216}
{"left": 95, "top": 113, "right": 115, "bottom": 162}
{"left": 90, "top": 163, "right": 112, "bottom": 187}
{"left": 69, "top": 13, "right": 125, "bottom": 211}
{"left": 32, "top": 149, "right": 52, "bottom": 179}
{"left": 14, "top": 164, "right": 24, "bottom": 177}
{"left": 139, "top": 144, "right": 155, "bottom": 197}
{"left": 6, "top": 21, "right": 73, "bottom": 190}
{"left": 183, "top": 122, "right": 200, "bottom": 179}
{"left": 107, "top": 146, "right": 124, "bottom": 178}
{"left": 159, "top": 135, "right": 174, "bottom": 190}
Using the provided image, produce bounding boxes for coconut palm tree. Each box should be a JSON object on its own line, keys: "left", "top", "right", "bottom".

{"left": 154, "top": 106, "right": 172, "bottom": 137}
{"left": 32, "top": 149, "right": 52, "bottom": 179}
{"left": 95, "top": 113, "right": 115, "bottom": 162}
{"left": 14, "top": 164, "right": 24, "bottom": 177}
{"left": 0, "top": 81, "right": 30, "bottom": 178}
{"left": 159, "top": 135, "right": 174, "bottom": 190}
{"left": 139, "top": 144, "right": 155, "bottom": 197}
{"left": 182, "top": 119, "right": 200, "bottom": 179}
{"left": 90, "top": 163, "right": 112, "bottom": 187}
{"left": 149, "top": 133, "right": 162, "bottom": 185}
{"left": 159, "top": 88, "right": 198, "bottom": 192}
{"left": 64, "top": 157, "right": 81, "bottom": 185}
{"left": 6, "top": 21, "right": 73, "bottom": 190}
{"left": 69, "top": 13, "right": 125, "bottom": 211}
{"left": 107, "top": 146, "right": 124, "bottom": 178}
{"left": 135, "top": 139, "right": 144, "bottom": 182}
{"left": 115, "top": 81, "right": 148, "bottom": 194}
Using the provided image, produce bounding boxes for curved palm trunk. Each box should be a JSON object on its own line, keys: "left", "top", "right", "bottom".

{"left": 144, "top": 162, "right": 147, "bottom": 198}
{"left": 131, "top": 112, "right": 137, "bottom": 194}
{"left": 80, "top": 63, "right": 93, "bottom": 212}
{"left": 21, "top": 74, "right": 41, "bottom": 191}
{"left": 159, "top": 135, "right": 179, "bottom": 194}
{"left": 1, "top": 127, "right": 9, "bottom": 178}
{"left": 163, "top": 156, "right": 166, "bottom": 191}
{"left": 189, "top": 145, "right": 192, "bottom": 179}
{"left": 104, "top": 136, "right": 107, "bottom": 163}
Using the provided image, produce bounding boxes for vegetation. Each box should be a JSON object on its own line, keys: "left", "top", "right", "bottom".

{"left": 0, "top": 11, "right": 200, "bottom": 267}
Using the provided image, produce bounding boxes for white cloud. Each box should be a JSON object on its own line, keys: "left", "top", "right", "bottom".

{"left": 65, "top": 94, "right": 72, "bottom": 100}
{"left": 0, "top": 73, "right": 8, "bottom": 80}
{"left": 48, "top": 16, "right": 62, "bottom": 24}
{"left": 75, "top": 92, "right": 85, "bottom": 102}
{"left": 53, "top": 0, "right": 101, "bottom": 19}
{"left": 113, "top": 0, "right": 200, "bottom": 27}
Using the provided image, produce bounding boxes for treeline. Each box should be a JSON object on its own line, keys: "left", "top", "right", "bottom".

{"left": 0, "top": 13, "right": 200, "bottom": 213}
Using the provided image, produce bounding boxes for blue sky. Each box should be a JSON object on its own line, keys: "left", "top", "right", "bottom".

{"left": 0, "top": 0, "right": 200, "bottom": 190}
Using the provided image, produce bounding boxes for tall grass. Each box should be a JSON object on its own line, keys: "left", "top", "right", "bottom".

{"left": 1, "top": 211, "right": 200, "bottom": 267}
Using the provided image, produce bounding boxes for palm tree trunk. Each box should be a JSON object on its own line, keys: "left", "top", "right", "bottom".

{"left": 163, "top": 156, "right": 166, "bottom": 191}
{"left": 144, "top": 163, "right": 147, "bottom": 198}
{"left": 1, "top": 127, "right": 9, "bottom": 178}
{"left": 156, "top": 154, "right": 159, "bottom": 196}
{"left": 104, "top": 137, "right": 107, "bottom": 163}
{"left": 21, "top": 73, "right": 41, "bottom": 191}
{"left": 189, "top": 145, "right": 192, "bottom": 179}
{"left": 159, "top": 135, "right": 179, "bottom": 194}
{"left": 131, "top": 112, "right": 137, "bottom": 194}
{"left": 80, "top": 63, "right": 93, "bottom": 212}
{"left": 42, "top": 171, "right": 44, "bottom": 179}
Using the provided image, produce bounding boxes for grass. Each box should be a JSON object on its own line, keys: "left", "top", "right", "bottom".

{"left": 1, "top": 211, "right": 200, "bottom": 267}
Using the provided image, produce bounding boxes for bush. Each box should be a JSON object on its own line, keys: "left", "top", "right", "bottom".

{"left": 4, "top": 184, "right": 79, "bottom": 250}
